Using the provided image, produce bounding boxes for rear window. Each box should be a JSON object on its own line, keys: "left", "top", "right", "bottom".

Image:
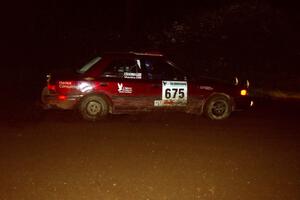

{"left": 101, "top": 58, "right": 142, "bottom": 79}
{"left": 77, "top": 56, "right": 101, "bottom": 74}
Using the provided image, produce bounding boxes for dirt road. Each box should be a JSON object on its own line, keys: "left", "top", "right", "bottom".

{"left": 0, "top": 101, "right": 299, "bottom": 200}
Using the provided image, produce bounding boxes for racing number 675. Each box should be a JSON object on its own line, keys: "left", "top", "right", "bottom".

{"left": 165, "top": 88, "right": 184, "bottom": 99}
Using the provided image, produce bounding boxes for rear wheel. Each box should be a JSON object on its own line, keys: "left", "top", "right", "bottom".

{"left": 204, "top": 95, "right": 232, "bottom": 120}
{"left": 80, "top": 95, "right": 109, "bottom": 121}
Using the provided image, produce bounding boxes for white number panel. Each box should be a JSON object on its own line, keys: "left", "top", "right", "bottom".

{"left": 159, "top": 81, "right": 187, "bottom": 105}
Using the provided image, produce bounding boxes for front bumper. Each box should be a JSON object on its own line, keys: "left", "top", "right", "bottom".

{"left": 233, "top": 96, "right": 254, "bottom": 111}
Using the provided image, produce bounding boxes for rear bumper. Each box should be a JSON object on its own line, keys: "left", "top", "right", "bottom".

{"left": 41, "top": 88, "right": 82, "bottom": 110}
{"left": 42, "top": 95, "right": 80, "bottom": 110}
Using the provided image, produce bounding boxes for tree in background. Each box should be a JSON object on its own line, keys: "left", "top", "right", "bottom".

{"left": 143, "top": 1, "right": 299, "bottom": 89}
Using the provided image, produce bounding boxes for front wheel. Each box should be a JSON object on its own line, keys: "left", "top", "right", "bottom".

{"left": 204, "top": 95, "right": 232, "bottom": 120}
{"left": 79, "top": 95, "right": 109, "bottom": 121}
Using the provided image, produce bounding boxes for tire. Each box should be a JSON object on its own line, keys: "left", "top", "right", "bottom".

{"left": 79, "top": 95, "right": 109, "bottom": 121}
{"left": 204, "top": 94, "right": 232, "bottom": 120}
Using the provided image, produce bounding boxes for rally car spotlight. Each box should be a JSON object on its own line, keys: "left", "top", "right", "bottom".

{"left": 234, "top": 77, "right": 239, "bottom": 86}
{"left": 246, "top": 80, "right": 250, "bottom": 88}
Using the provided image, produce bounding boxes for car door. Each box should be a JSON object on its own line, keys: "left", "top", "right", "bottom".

{"left": 98, "top": 56, "right": 153, "bottom": 111}
{"left": 141, "top": 58, "right": 188, "bottom": 109}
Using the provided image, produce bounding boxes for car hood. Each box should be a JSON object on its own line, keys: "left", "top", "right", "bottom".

{"left": 193, "top": 75, "right": 234, "bottom": 87}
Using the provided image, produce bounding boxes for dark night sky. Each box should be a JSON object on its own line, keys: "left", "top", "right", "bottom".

{"left": 4, "top": 1, "right": 299, "bottom": 43}
{"left": 3, "top": 0, "right": 219, "bottom": 66}
{"left": 2, "top": 0, "right": 300, "bottom": 71}
{"left": 0, "top": 0, "right": 299, "bottom": 95}
{"left": 5, "top": 0, "right": 299, "bottom": 40}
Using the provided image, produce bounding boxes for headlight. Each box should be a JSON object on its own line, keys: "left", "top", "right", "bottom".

{"left": 246, "top": 80, "right": 250, "bottom": 88}
{"left": 234, "top": 77, "right": 239, "bottom": 86}
{"left": 240, "top": 89, "right": 247, "bottom": 96}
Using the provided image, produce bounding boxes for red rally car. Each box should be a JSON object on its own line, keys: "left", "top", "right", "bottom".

{"left": 41, "top": 51, "right": 253, "bottom": 121}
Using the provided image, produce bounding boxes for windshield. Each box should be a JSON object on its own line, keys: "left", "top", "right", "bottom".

{"left": 77, "top": 56, "right": 101, "bottom": 74}
{"left": 165, "top": 59, "right": 190, "bottom": 78}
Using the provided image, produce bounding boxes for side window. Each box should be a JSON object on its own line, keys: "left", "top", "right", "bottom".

{"left": 143, "top": 59, "right": 183, "bottom": 80}
{"left": 101, "top": 59, "right": 142, "bottom": 79}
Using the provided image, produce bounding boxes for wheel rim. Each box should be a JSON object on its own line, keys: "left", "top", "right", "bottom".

{"left": 211, "top": 100, "right": 227, "bottom": 117}
{"left": 86, "top": 101, "right": 102, "bottom": 116}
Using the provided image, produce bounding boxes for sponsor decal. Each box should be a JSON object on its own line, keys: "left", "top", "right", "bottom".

{"left": 154, "top": 100, "right": 162, "bottom": 106}
{"left": 154, "top": 100, "right": 179, "bottom": 107}
{"left": 124, "top": 72, "right": 142, "bottom": 79}
{"left": 199, "top": 86, "right": 214, "bottom": 90}
{"left": 117, "top": 83, "right": 132, "bottom": 94}
{"left": 58, "top": 81, "right": 77, "bottom": 89}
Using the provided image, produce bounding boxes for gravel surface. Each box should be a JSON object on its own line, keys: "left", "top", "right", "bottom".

{"left": 0, "top": 101, "right": 299, "bottom": 200}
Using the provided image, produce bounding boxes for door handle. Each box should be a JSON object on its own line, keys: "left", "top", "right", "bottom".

{"left": 152, "top": 83, "right": 161, "bottom": 88}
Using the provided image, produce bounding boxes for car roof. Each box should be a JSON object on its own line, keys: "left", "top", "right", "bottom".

{"left": 103, "top": 51, "right": 164, "bottom": 58}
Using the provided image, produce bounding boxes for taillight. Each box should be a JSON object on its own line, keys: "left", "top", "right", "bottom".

{"left": 48, "top": 84, "right": 56, "bottom": 91}
{"left": 58, "top": 95, "right": 67, "bottom": 100}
